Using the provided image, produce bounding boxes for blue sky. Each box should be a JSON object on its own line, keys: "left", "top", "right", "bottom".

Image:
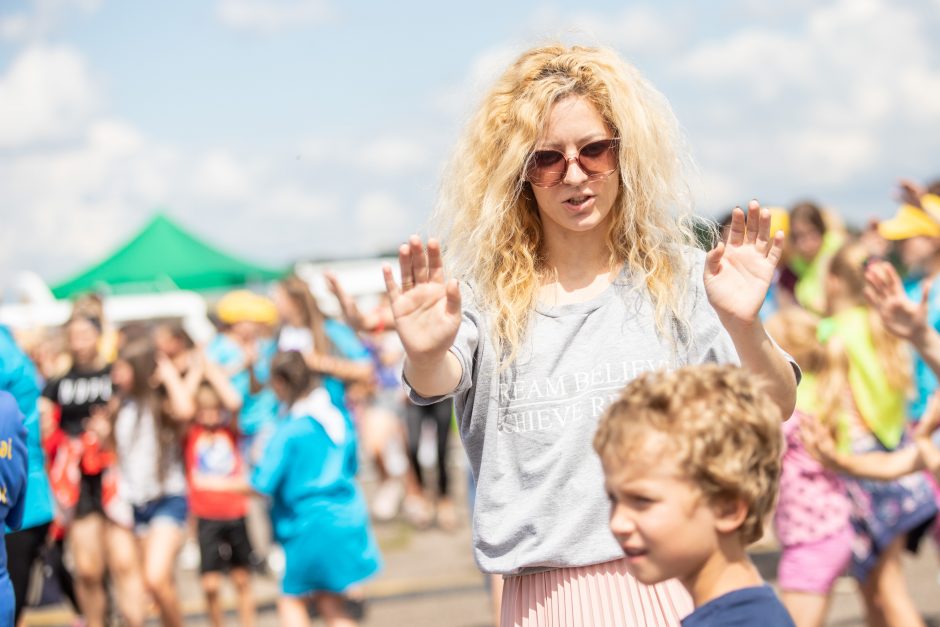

{"left": 2, "top": 0, "right": 940, "bottom": 295}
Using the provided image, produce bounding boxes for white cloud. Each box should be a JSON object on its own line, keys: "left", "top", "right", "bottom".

{"left": 357, "top": 137, "right": 428, "bottom": 174}
{"left": 0, "top": 45, "right": 101, "bottom": 148}
{"left": 190, "top": 150, "right": 262, "bottom": 203}
{"left": 355, "top": 192, "right": 410, "bottom": 251}
{"left": 432, "top": 43, "right": 523, "bottom": 118}
{"left": 0, "top": 0, "right": 102, "bottom": 42}
{"left": 669, "top": 0, "right": 940, "bottom": 203}
{"left": 529, "top": 6, "right": 684, "bottom": 57}
{"left": 297, "top": 135, "right": 430, "bottom": 175}
{"left": 216, "top": 0, "right": 331, "bottom": 34}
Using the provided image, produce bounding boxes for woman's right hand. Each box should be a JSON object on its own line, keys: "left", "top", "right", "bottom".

{"left": 384, "top": 236, "right": 462, "bottom": 364}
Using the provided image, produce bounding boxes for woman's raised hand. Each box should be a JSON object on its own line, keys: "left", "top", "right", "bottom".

{"left": 704, "top": 200, "right": 785, "bottom": 327}
{"left": 384, "top": 236, "right": 462, "bottom": 363}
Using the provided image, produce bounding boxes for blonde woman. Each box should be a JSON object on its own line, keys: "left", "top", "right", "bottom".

{"left": 383, "top": 44, "right": 798, "bottom": 626}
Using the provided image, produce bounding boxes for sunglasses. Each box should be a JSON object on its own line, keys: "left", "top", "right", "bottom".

{"left": 524, "top": 138, "right": 620, "bottom": 188}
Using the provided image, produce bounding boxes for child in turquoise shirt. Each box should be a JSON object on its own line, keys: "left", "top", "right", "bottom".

{"left": 252, "top": 351, "right": 381, "bottom": 627}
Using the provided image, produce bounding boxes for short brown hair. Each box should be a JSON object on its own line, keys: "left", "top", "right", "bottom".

{"left": 593, "top": 364, "right": 782, "bottom": 544}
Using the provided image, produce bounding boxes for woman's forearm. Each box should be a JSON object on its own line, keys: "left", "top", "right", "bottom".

{"left": 724, "top": 319, "right": 798, "bottom": 419}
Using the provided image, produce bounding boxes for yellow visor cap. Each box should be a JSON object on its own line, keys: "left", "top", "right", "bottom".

{"left": 878, "top": 204, "right": 940, "bottom": 240}
{"left": 216, "top": 290, "right": 279, "bottom": 325}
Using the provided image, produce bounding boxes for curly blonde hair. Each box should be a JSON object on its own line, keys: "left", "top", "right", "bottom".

{"left": 435, "top": 44, "right": 700, "bottom": 363}
{"left": 593, "top": 364, "right": 782, "bottom": 544}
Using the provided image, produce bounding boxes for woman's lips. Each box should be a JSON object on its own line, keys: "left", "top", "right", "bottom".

{"left": 563, "top": 195, "right": 595, "bottom": 213}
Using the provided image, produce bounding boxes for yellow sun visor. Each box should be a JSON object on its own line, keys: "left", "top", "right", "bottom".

{"left": 878, "top": 204, "right": 940, "bottom": 240}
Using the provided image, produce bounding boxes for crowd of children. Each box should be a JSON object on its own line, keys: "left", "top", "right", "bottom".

{"left": 1, "top": 274, "right": 424, "bottom": 626}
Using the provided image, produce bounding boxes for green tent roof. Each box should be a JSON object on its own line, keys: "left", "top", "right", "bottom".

{"left": 51, "top": 213, "right": 286, "bottom": 298}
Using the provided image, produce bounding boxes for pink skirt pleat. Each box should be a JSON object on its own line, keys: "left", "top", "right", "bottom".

{"left": 500, "top": 557, "right": 693, "bottom": 627}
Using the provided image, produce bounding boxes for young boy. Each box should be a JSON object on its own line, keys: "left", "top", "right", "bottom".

{"left": 594, "top": 364, "right": 794, "bottom": 626}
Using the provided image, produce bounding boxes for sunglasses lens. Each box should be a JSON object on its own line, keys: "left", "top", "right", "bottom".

{"left": 579, "top": 139, "right": 618, "bottom": 176}
{"left": 527, "top": 150, "right": 566, "bottom": 186}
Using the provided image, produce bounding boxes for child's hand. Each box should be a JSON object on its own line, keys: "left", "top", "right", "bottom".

{"left": 864, "top": 260, "right": 930, "bottom": 342}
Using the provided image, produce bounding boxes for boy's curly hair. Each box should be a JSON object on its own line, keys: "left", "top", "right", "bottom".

{"left": 593, "top": 364, "right": 783, "bottom": 544}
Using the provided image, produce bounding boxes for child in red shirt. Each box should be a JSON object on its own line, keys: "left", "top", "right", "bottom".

{"left": 184, "top": 382, "right": 256, "bottom": 627}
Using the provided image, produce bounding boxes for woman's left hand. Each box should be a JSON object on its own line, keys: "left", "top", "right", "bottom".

{"left": 704, "top": 200, "right": 785, "bottom": 327}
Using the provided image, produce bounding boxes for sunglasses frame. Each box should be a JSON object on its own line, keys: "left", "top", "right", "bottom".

{"left": 524, "top": 137, "right": 621, "bottom": 188}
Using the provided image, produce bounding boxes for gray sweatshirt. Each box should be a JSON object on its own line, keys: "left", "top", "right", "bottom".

{"left": 408, "top": 250, "right": 779, "bottom": 575}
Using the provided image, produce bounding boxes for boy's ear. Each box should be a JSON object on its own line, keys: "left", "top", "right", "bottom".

{"left": 712, "top": 496, "right": 748, "bottom": 534}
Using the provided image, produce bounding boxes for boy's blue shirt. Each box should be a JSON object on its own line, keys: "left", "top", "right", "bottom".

{"left": 681, "top": 585, "right": 794, "bottom": 627}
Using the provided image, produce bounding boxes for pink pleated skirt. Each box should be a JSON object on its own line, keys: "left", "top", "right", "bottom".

{"left": 500, "top": 557, "right": 693, "bottom": 627}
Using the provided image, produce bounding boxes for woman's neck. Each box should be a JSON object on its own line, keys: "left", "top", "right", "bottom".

{"left": 541, "top": 223, "right": 613, "bottom": 287}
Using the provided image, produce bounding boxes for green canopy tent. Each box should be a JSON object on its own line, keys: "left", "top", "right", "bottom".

{"left": 51, "top": 213, "right": 286, "bottom": 298}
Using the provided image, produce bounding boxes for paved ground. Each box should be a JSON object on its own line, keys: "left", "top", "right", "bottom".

{"left": 20, "top": 453, "right": 940, "bottom": 626}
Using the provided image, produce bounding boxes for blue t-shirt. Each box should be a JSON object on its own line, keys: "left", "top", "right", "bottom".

{"left": 250, "top": 403, "right": 361, "bottom": 542}
{"left": 0, "top": 325, "right": 54, "bottom": 530}
{"left": 681, "top": 585, "right": 794, "bottom": 627}
{"left": 206, "top": 334, "right": 279, "bottom": 436}
{"left": 0, "top": 390, "right": 30, "bottom": 625}
{"left": 904, "top": 277, "right": 940, "bottom": 420}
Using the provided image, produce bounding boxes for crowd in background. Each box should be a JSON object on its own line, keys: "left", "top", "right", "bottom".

{"left": 0, "top": 272, "right": 457, "bottom": 626}
{"left": 2, "top": 175, "right": 940, "bottom": 626}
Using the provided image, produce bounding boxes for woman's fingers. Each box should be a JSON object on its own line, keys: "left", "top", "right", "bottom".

{"left": 398, "top": 242, "right": 414, "bottom": 292}
{"left": 427, "top": 238, "right": 446, "bottom": 283}
{"left": 755, "top": 204, "right": 771, "bottom": 254}
{"left": 765, "top": 230, "right": 785, "bottom": 266}
{"left": 383, "top": 264, "right": 401, "bottom": 301}
{"left": 705, "top": 240, "right": 724, "bottom": 277}
{"left": 410, "top": 235, "right": 429, "bottom": 285}
{"left": 745, "top": 200, "right": 761, "bottom": 244}
{"left": 445, "top": 279, "right": 462, "bottom": 317}
{"left": 727, "top": 206, "right": 745, "bottom": 247}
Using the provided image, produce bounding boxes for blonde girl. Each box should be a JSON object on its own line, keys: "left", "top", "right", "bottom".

{"left": 384, "top": 44, "right": 797, "bottom": 626}
{"left": 764, "top": 308, "right": 853, "bottom": 627}
{"left": 816, "top": 241, "right": 936, "bottom": 627}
